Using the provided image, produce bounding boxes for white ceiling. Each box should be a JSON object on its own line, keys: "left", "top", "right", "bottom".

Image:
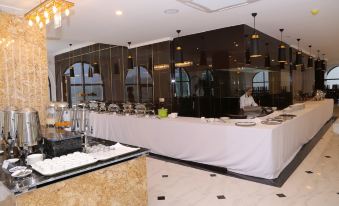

{"left": 1, "top": 0, "right": 339, "bottom": 66}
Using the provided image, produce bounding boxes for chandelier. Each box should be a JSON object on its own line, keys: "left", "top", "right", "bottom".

{"left": 24, "top": 0, "right": 74, "bottom": 29}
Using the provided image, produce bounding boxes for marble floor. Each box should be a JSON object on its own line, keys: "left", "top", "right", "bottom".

{"left": 146, "top": 111, "right": 339, "bottom": 205}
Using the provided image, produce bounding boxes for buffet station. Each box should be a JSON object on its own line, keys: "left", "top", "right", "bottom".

{"left": 87, "top": 93, "right": 333, "bottom": 180}
{"left": 0, "top": 104, "right": 149, "bottom": 206}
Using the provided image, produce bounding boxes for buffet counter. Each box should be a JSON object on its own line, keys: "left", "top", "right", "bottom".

{"left": 0, "top": 137, "right": 149, "bottom": 206}
{"left": 88, "top": 99, "right": 334, "bottom": 179}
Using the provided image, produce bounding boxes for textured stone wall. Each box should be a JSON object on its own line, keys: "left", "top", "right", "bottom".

{"left": 0, "top": 12, "right": 49, "bottom": 124}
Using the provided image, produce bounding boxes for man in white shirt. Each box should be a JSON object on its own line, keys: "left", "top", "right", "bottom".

{"left": 240, "top": 87, "right": 258, "bottom": 109}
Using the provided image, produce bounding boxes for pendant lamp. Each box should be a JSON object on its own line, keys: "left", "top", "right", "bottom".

{"left": 278, "top": 29, "right": 287, "bottom": 63}
{"left": 93, "top": 48, "right": 101, "bottom": 74}
{"left": 244, "top": 34, "right": 251, "bottom": 65}
{"left": 295, "top": 38, "right": 303, "bottom": 66}
{"left": 264, "top": 42, "right": 271, "bottom": 68}
{"left": 250, "top": 13, "right": 261, "bottom": 57}
{"left": 127, "top": 42, "right": 134, "bottom": 70}
{"left": 199, "top": 36, "right": 207, "bottom": 66}
{"left": 175, "top": 30, "right": 184, "bottom": 64}
{"left": 88, "top": 66, "right": 93, "bottom": 78}
{"left": 88, "top": 51, "right": 93, "bottom": 78}
{"left": 69, "top": 44, "right": 75, "bottom": 78}
{"left": 321, "top": 54, "right": 327, "bottom": 71}
{"left": 315, "top": 50, "right": 321, "bottom": 69}
{"left": 307, "top": 45, "right": 314, "bottom": 68}
{"left": 279, "top": 62, "right": 285, "bottom": 69}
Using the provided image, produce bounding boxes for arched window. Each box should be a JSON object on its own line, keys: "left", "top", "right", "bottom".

{"left": 252, "top": 71, "right": 269, "bottom": 90}
{"left": 125, "top": 66, "right": 153, "bottom": 103}
{"left": 64, "top": 62, "right": 104, "bottom": 105}
{"left": 175, "top": 68, "right": 190, "bottom": 97}
{"left": 325, "top": 66, "right": 339, "bottom": 89}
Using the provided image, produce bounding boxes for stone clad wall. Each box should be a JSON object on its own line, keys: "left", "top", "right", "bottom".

{"left": 0, "top": 12, "right": 49, "bottom": 124}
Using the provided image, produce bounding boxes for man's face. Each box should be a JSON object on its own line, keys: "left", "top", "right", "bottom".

{"left": 247, "top": 89, "right": 253, "bottom": 96}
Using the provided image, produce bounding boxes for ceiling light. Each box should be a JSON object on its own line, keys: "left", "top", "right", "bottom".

{"left": 311, "top": 9, "right": 319, "bottom": 15}
{"left": 278, "top": 28, "right": 287, "bottom": 63}
{"left": 25, "top": 0, "right": 74, "bottom": 29}
{"left": 164, "top": 9, "right": 179, "bottom": 14}
{"left": 295, "top": 38, "right": 303, "bottom": 66}
{"left": 65, "top": 8, "right": 70, "bottom": 16}
{"left": 115, "top": 10, "right": 123, "bottom": 16}
{"left": 307, "top": 45, "right": 314, "bottom": 68}
{"left": 250, "top": 12, "right": 261, "bottom": 58}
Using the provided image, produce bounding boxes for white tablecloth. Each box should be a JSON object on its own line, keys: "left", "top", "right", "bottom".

{"left": 88, "top": 99, "right": 333, "bottom": 179}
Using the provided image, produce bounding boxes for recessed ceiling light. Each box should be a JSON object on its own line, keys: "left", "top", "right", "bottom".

{"left": 115, "top": 10, "right": 123, "bottom": 16}
{"left": 164, "top": 9, "right": 179, "bottom": 14}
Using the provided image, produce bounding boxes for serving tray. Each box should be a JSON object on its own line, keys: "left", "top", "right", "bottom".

{"left": 235, "top": 122, "right": 256, "bottom": 127}
{"left": 31, "top": 153, "right": 98, "bottom": 176}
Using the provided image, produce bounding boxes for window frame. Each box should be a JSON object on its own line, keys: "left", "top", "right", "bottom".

{"left": 175, "top": 67, "right": 191, "bottom": 97}
{"left": 252, "top": 71, "right": 269, "bottom": 90}
{"left": 63, "top": 61, "right": 104, "bottom": 105}
{"left": 325, "top": 66, "right": 339, "bottom": 89}
{"left": 125, "top": 65, "right": 153, "bottom": 103}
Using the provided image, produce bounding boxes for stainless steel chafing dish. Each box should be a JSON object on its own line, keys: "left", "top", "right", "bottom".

{"left": 135, "top": 103, "right": 147, "bottom": 116}
{"left": 108, "top": 103, "right": 121, "bottom": 113}
{"left": 88, "top": 101, "right": 99, "bottom": 111}
{"left": 314, "top": 90, "right": 326, "bottom": 101}
{"left": 98, "top": 102, "right": 107, "bottom": 112}
{"left": 122, "top": 103, "right": 134, "bottom": 114}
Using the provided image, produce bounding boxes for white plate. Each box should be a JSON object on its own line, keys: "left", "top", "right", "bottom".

{"left": 7, "top": 158, "right": 19, "bottom": 163}
{"left": 11, "top": 169, "right": 32, "bottom": 178}
{"left": 261, "top": 120, "right": 281, "bottom": 125}
{"left": 235, "top": 122, "right": 256, "bottom": 127}
{"left": 9, "top": 166, "right": 27, "bottom": 173}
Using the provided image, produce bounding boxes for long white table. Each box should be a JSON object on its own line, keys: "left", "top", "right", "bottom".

{"left": 88, "top": 99, "right": 333, "bottom": 179}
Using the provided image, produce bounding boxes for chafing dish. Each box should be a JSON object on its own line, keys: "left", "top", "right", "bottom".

{"left": 122, "top": 103, "right": 134, "bottom": 114}
{"left": 314, "top": 90, "right": 326, "bottom": 101}
{"left": 98, "top": 102, "right": 107, "bottom": 112}
{"left": 135, "top": 103, "right": 147, "bottom": 116}
{"left": 108, "top": 103, "right": 121, "bottom": 113}
{"left": 88, "top": 101, "right": 98, "bottom": 111}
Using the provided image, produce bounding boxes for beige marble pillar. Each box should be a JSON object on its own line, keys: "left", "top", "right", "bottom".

{"left": 0, "top": 12, "right": 49, "bottom": 124}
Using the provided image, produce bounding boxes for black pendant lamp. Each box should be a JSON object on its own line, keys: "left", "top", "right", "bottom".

{"left": 88, "top": 67, "right": 93, "bottom": 78}
{"left": 321, "top": 54, "right": 327, "bottom": 71}
{"left": 199, "top": 37, "right": 207, "bottom": 66}
{"left": 278, "top": 29, "right": 287, "bottom": 63}
{"left": 175, "top": 30, "right": 184, "bottom": 64}
{"left": 244, "top": 34, "right": 251, "bottom": 65}
{"left": 88, "top": 51, "right": 93, "bottom": 78}
{"left": 69, "top": 44, "right": 75, "bottom": 78}
{"left": 93, "top": 48, "right": 101, "bottom": 74}
{"left": 250, "top": 13, "right": 261, "bottom": 57}
{"left": 295, "top": 38, "right": 303, "bottom": 66}
{"left": 307, "top": 45, "right": 314, "bottom": 68}
{"left": 315, "top": 50, "right": 321, "bottom": 69}
{"left": 264, "top": 42, "right": 271, "bottom": 68}
{"left": 127, "top": 42, "right": 134, "bottom": 70}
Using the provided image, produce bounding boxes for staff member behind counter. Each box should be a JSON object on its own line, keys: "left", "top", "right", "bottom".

{"left": 240, "top": 87, "right": 258, "bottom": 110}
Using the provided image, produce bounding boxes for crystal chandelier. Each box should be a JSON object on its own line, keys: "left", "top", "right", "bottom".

{"left": 24, "top": 0, "right": 74, "bottom": 29}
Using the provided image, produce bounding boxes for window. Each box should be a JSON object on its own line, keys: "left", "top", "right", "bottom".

{"left": 64, "top": 62, "right": 104, "bottom": 105}
{"left": 175, "top": 68, "right": 190, "bottom": 97}
{"left": 252, "top": 71, "right": 269, "bottom": 90}
{"left": 125, "top": 66, "right": 153, "bottom": 103}
{"left": 325, "top": 66, "right": 339, "bottom": 89}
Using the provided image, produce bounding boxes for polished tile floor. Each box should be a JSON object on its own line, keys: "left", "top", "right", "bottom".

{"left": 146, "top": 109, "right": 339, "bottom": 206}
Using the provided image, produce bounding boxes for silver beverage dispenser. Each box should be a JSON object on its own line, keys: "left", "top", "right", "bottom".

{"left": 3, "top": 106, "right": 18, "bottom": 142}
{"left": 16, "top": 108, "right": 41, "bottom": 152}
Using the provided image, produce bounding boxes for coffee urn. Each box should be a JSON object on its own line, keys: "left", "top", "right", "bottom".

{"left": 16, "top": 108, "right": 41, "bottom": 153}
{"left": 3, "top": 106, "right": 18, "bottom": 141}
